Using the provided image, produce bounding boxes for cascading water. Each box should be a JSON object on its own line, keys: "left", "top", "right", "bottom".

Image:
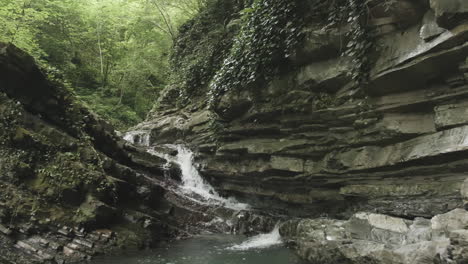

{"left": 148, "top": 144, "right": 249, "bottom": 211}
{"left": 123, "top": 130, "right": 286, "bottom": 253}
{"left": 122, "top": 131, "right": 248, "bottom": 210}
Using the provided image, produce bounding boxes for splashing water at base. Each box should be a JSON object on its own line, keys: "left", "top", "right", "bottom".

{"left": 86, "top": 233, "right": 306, "bottom": 264}
{"left": 170, "top": 145, "right": 218, "bottom": 198}
{"left": 227, "top": 224, "right": 282, "bottom": 251}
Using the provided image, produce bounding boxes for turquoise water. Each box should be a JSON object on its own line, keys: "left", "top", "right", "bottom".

{"left": 87, "top": 234, "right": 306, "bottom": 264}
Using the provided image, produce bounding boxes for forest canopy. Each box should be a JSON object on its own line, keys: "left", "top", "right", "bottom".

{"left": 0, "top": 0, "right": 205, "bottom": 129}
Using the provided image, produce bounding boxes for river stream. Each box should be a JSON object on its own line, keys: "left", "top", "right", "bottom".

{"left": 87, "top": 232, "right": 306, "bottom": 264}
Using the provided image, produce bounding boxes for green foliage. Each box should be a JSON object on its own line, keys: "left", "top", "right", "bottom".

{"left": 0, "top": 94, "right": 22, "bottom": 145}
{"left": 327, "top": 0, "right": 373, "bottom": 86}
{"left": 208, "top": 0, "right": 303, "bottom": 107}
{"left": 0, "top": 0, "right": 48, "bottom": 59}
{"left": 0, "top": 0, "right": 201, "bottom": 130}
{"left": 78, "top": 92, "right": 142, "bottom": 130}
{"left": 168, "top": 0, "right": 245, "bottom": 106}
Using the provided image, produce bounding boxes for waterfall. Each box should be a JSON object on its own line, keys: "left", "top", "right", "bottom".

{"left": 227, "top": 224, "right": 282, "bottom": 251}
{"left": 149, "top": 144, "right": 249, "bottom": 211}
{"left": 123, "top": 130, "right": 285, "bottom": 250}
{"left": 123, "top": 130, "right": 248, "bottom": 211}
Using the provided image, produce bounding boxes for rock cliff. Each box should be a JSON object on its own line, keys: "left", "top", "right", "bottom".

{"left": 135, "top": 0, "right": 468, "bottom": 262}
{"left": 0, "top": 42, "right": 177, "bottom": 263}
{"left": 0, "top": 43, "right": 246, "bottom": 263}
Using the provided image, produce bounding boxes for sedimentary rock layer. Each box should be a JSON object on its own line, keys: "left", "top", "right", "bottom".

{"left": 143, "top": 0, "right": 468, "bottom": 221}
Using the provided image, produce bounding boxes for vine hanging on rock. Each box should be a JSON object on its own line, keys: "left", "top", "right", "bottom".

{"left": 327, "top": 0, "right": 373, "bottom": 87}
{"left": 208, "top": 0, "right": 304, "bottom": 108}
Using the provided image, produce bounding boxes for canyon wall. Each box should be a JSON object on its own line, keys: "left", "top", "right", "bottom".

{"left": 142, "top": 0, "right": 468, "bottom": 219}
{"left": 138, "top": 0, "right": 468, "bottom": 262}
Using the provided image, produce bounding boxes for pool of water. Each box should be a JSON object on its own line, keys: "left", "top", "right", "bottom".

{"left": 86, "top": 233, "right": 307, "bottom": 264}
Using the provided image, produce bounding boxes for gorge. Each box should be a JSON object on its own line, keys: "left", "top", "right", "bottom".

{"left": 1, "top": 0, "right": 468, "bottom": 263}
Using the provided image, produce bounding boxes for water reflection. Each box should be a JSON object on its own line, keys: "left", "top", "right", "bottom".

{"left": 86, "top": 234, "right": 306, "bottom": 264}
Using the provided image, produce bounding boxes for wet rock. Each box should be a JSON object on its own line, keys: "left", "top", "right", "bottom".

{"left": 420, "top": 10, "right": 447, "bottom": 41}
{"left": 74, "top": 196, "right": 119, "bottom": 227}
{"left": 281, "top": 209, "right": 468, "bottom": 264}
{"left": 231, "top": 211, "right": 277, "bottom": 235}
{"left": 430, "top": 0, "right": 468, "bottom": 29}
{"left": 431, "top": 208, "right": 468, "bottom": 235}
{"left": 145, "top": 11, "right": 468, "bottom": 217}
{"left": 0, "top": 42, "right": 202, "bottom": 264}
{"left": 0, "top": 224, "right": 12, "bottom": 236}
{"left": 215, "top": 90, "right": 253, "bottom": 121}
{"left": 136, "top": 185, "right": 166, "bottom": 209}
{"left": 57, "top": 226, "right": 73, "bottom": 237}
{"left": 73, "top": 238, "right": 94, "bottom": 249}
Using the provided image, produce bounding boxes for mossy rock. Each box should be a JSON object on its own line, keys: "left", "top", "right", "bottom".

{"left": 73, "top": 195, "right": 119, "bottom": 227}
{"left": 12, "top": 127, "right": 34, "bottom": 145}
{"left": 113, "top": 221, "right": 155, "bottom": 250}
{"left": 12, "top": 162, "right": 33, "bottom": 182}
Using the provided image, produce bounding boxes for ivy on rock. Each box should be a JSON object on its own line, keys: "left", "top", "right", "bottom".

{"left": 327, "top": 0, "right": 373, "bottom": 86}
{"left": 208, "top": 0, "right": 304, "bottom": 107}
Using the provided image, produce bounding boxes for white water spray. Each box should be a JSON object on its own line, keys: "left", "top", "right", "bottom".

{"left": 123, "top": 131, "right": 248, "bottom": 210}
{"left": 123, "top": 131, "right": 284, "bottom": 250}
{"left": 227, "top": 224, "right": 282, "bottom": 251}
{"left": 149, "top": 144, "right": 249, "bottom": 211}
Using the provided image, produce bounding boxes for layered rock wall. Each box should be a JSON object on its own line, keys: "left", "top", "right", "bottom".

{"left": 142, "top": 0, "right": 468, "bottom": 219}
{"left": 131, "top": 0, "right": 468, "bottom": 262}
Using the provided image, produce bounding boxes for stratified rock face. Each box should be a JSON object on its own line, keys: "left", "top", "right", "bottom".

{"left": 280, "top": 209, "right": 468, "bottom": 264}
{"left": 430, "top": 0, "right": 468, "bottom": 29}
{"left": 144, "top": 0, "right": 468, "bottom": 221}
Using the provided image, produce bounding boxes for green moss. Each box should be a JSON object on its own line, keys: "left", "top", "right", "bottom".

{"left": 30, "top": 150, "right": 114, "bottom": 204}
{"left": 113, "top": 223, "right": 150, "bottom": 249}
{"left": 12, "top": 127, "right": 34, "bottom": 143}
{"left": 13, "top": 162, "right": 33, "bottom": 181}
{"left": 314, "top": 93, "right": 335, "bottom": 110}
{"left": 208, "top": 0, "right": 304, "bottom": 107}
{"left": 0, "top": 181, "right": 77, "bottom": 225}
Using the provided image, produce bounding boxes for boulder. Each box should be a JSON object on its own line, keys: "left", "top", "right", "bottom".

{"left": 420, "top": 10, "right": 447, "bottom": 41}
{"left": 74, "top": 196, "right": 119, "bottom": 227}
{"left": 430, "top": 0, "right": 468, "bottom": 29}
{"left": 281, "top": 210, "right": 468, "bottom": 264}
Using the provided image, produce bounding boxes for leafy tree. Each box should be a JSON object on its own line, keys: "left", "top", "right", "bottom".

{"left": 0, "top": 0, "right": 203, "bottom": 130}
